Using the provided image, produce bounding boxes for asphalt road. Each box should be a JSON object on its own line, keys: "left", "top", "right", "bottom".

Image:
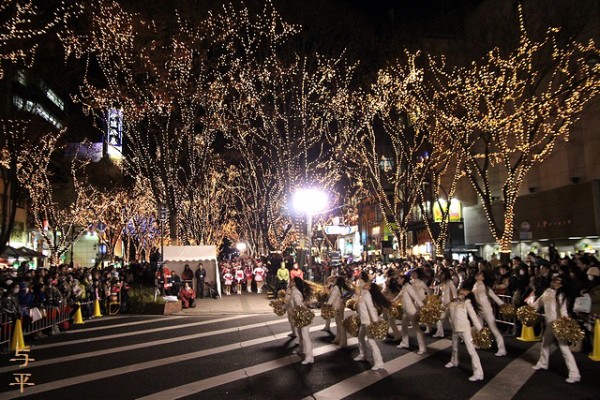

{"left": 1, "top": 297, "right": 599, "bottom": 400}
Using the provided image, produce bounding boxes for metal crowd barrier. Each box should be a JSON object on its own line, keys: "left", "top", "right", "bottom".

{"left": 1, "top": 300, "right": 93, "bottom": 353}
{"left": 494, "top": 293, "right": 516, "bottom": 336}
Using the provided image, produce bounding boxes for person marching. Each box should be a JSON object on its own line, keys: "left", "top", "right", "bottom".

{"left": 234, "top": 265, "right": 245, "bottom": 295}
{"left": 383, "top": 271, "right": 402, "bottom": 341}
{"left": 434, "top": 268, "right": 458, "bottom": 338}
{"left": 410, "top": 269, "right": 432, "bottom": 334}
{"left": 354, "top": 281, "right": 390, "bottom": 370}
{"left": 223, "top": 269, "right": 234, "bottom": 296}
{"left": 328, "top": 276, "right": 353, "bottom": 347}
{"left": 290, "top": 277, "right": 314, "bottom": 364}
{"left": 254, "top": 263, "right": 266, "bottom": 294}
{"left": 531, "top": 275, "right": 581, "bottom": 383}
{"left": 395, "top": 274, "right": 427, "bottom": 354}
{"left": 445, "top": 288, "right": 485, "bottom": 382}
{"left": 473, "top": 271, "right": 507, "bottom": 356}
{"left": 284, "top": 283, "right": 299, "bottom": 341}
{"left": 244, "top": 262, "right": 254, "bottom": 293}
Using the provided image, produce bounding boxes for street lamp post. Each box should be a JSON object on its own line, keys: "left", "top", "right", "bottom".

{"left": 293, "top": 188, "right": 327, "bottom": 271}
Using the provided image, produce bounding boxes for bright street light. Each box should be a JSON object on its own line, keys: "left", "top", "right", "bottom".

{"left": 236, "top": 242, "right": 247, "bottom": 252}
{"left": 293, "top": 188, "right": 328, "bottom": 270}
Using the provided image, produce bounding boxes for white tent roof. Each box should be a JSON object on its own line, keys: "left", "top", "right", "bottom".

{"left": 163, "top": 245, "right": 217, "bottom": 262}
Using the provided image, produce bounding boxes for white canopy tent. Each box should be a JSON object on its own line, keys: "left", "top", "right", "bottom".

{"left": 162, "top": 245, "right": 221, "bottom": 297}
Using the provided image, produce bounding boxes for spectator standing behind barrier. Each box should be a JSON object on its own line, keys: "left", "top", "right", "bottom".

{"left": 194, "top": 264, "right": 206, "bottom": 299}
{"left": 290, "top": 262, "right": 304, "bottom": 280}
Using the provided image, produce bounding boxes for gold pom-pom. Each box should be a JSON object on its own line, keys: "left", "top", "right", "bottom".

{"left": 388, "top": 302, "right": 403, "bottom": 320}
{"left": 552, "top": 317, "right": 584, "bottom": 344}
{"left": 269, "top": 298, "right": 286, "bottom": 316}
{"left": 342, "top": 315, "right": 360, "bottom": 337}
{"left": 277, "top": 290, "right": 286, "bottom": 299}
{"left": 499, "top": 304, "right": 516, "bottom": 319}
{"left": 317, "top": 291, "right": 329, "bottom": 304}
{"left": 472, "top": 327, "right": 493, "bottom": 349}
{"left": 419, "top": 295, "right": 444, "bottom": 325}
{"left": 321, "top": 303, "right": 338, "bottom": 319}
{"left": 368, "top": 319, "right": 389, "bottom": 340}
{"left": 516, "top": 305, "right": 539, "bottom": 327}
{"left": 292, "top": 306, "right": 315, "bottom": 328}
{"left": 306, "top": 281, "right": 328, "bottom": 304}
{"left": 346, "top": 298, "right": 357, "bottom": 311}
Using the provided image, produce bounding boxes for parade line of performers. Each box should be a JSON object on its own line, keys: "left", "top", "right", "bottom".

{"left": 273, "top": 264, "right": 585, "bottom": 384}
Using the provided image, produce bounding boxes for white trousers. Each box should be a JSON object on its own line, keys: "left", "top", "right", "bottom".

{"left": 287, "top": 311, "right": 298, "bottom": 337}
{"left": 479, "top": 308, "right": 506, "bottom": 353}
{"left": 383, "top": 310, "right": 401, "bottom": 339}
{"left": 451, "top": 330, "right": 483, "bottom": 378}
{"left": 298, "top": 325, "right": 313, "bottom": 362}
{"left": 358, "top": 324, "right": 383, "bottom": 367}
{"left": 536, "top": 325, "right": 580, "bottom": 379}
{"left": 402, "top": 312, "right": 426, "bottom": 352}
{"left": 334, "top": 309, "right": 347, "bottom": 346}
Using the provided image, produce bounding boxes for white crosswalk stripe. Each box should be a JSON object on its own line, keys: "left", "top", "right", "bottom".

{"left": 0, "top": 313, "right": 595, "bottom": 400}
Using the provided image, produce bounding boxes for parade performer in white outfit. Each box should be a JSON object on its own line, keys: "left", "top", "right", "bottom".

{"left": 531, "top": 275, "right": 581, "bottom": 383}
{"left": 383, "top": 273, "right": 402, "bottom": 341}
{"left": 434, "top": 268, "right": 458, "bottom": 338}
{"left": 328, "top": 276, "right": 353, "bottom": 347}
{"left": 395, "top": 274, "right": 427, "bottom": 354}
{"left": 354, "top": 281, "right": 390, "bottom": 370}
{"left": 410, "top": 269, "right": 432, "bottom": 333}
{"left": 445, "top": 288, "right": 485, "bottom": 381}
{"left": 284, "top": 285, "right": 298, "bottom": 342}
{"left": 472, "top": 271, "right": 507, "bottom": 356}
{"left": 290, "top": 277, "right": 314, "bottom": 364}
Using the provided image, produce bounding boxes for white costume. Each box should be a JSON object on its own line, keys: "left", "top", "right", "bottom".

{"left": 254, "top": 266, "right": 266, "bottom": 293}
{"left": 532, "top": 288, "right": 580, "bottom": 383}
{"left": 395, "top": 284, "right": 426, "bottom": 353}
{"left": 446, "top": 297, "right": 484, "bottom": 381}
{"left": 472, "top": 281, "right": 506, "bottom": 356}
{"left": 383, "top": 286, "right": 401, "bottom": 340}
{"left": 355, "top": 289, "right": 384, "bottom": 370}
{"left": 284, "top": 286, "right": 298, "bottom": 340}
{"left": 435, "top": 280, "right": 458, "bottom": 337}
{"left": 291, "top": 285, "right": 313, "bottom": 364}
{"left": 327, "top": 285, "right": 347, "bottom": 347}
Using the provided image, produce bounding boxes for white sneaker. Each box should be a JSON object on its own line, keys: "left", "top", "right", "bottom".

{"left": 445, "top": 362, "right": 457, "bottom": 368}
{"left": 495, "top": 350, "right": 507, "bottom": 357}
{"left": 353, "top": 355, "right": 365, "bottom": 361}
{"left": 301, "top": 358, "right": 314, "bottom": 365}
{"left": 371, "top": 364, "right": 384, "bottom": 371}
{"left": 397, "top": 342, "right": 410, "bottom": 349}
{"left": 531, "top": 364, "right": 547, "bottom": 371}
{"left": 468, "top": 375, "right": 484, "bottom": 382}
{"left": 433, "top": 332, "right": 445, "bottom": 338}
{"left": 417, "top": 349, "right": 426, "bottom": 355}
{"left": 565, "top": 377, "right": 580, "bottom": 384}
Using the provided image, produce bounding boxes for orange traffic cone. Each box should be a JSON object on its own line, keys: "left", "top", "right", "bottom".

{"left": 73, "top": 303, "right": 84, "bottom": 325}
{"left": 517, "top": 325, "right": 540, "bottom": 342}
{"left": 93, "top": 299, "right": 103, "bottom": 318}
{"left": 10, "top": 319, "right": 26, "bottom": 351}
{"left": 590, "top": 319, "right": 600, "bottom": 361}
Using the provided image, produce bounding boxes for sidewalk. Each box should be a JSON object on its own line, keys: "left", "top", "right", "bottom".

{"left": 173, "top": 291, "right": 275, "bottom": 316}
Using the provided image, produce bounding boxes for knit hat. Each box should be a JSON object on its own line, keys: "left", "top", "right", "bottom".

{"left": 588, "top": 266, "right": 600, "bottom": 277}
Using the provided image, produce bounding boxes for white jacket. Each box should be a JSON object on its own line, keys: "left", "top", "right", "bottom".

{"left": 327, "top": 285, "right": 344, "bottom": 310}
{"left": 395, "top": 284, "right": 423, "bottom": 316}
{"left": 472, "top": 281, "right": 504, "bottom": 312}
{"left": 533, "top": 288, "right": 567, "bottom": 323}
{"left": 290, "top": 286, "right": 304, "bottom": 309}
{"left": 448, "top": 298, "right": 482, "bottom": 332}
{"left": 357, "top": 289, "right": 379, "bottom": 325}
{"left": 411, "top": 278, "right": 430, "bottom": 302}
{"left": 440, "top": 281, "right": 458, "bottom": 306}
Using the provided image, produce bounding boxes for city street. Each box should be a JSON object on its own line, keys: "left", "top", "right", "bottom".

{"left": 0, "top": 294, "right": 598, "bottom": 400}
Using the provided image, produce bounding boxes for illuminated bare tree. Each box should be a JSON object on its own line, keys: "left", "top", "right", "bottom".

{"left": 428, "top": 8, "right": 600, "bottom": 256}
